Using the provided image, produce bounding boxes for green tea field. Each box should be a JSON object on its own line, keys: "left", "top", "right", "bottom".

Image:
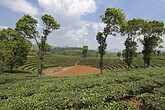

{"left": 0, "top": 54, "right": 165, "bottom": 109}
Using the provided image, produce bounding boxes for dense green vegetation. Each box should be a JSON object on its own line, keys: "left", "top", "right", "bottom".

{"left": 0, "top": 67, "right": 164, "bottom": 109}
{"left": 16, "top": 14, "right": 60, "bottom": 77}
{"left": 0, "top": 27, "right": 32, "bottom": 73}
{"left": 52, "top": 47, "right": 116, "bottom": 57}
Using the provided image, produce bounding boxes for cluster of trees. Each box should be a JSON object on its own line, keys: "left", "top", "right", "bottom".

{"left": 0, "top": 14, "right": 60, "bottom": 77}
{"left": 15, "top": 14, "right": 60, "bottom": 77}
{"left": 96, "top": 8, "right": 164, "bottom": 73}
{"left": 0, "top": 27, "right": 32, "bottom": 73}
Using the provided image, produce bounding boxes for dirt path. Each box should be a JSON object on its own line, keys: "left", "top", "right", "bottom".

{"left": 44, "top": 59, "right": 106, "bottom": 76}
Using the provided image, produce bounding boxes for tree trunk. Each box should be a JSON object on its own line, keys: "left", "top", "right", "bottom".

{"left": 147, "top": 59, "right": 150, "bottom": 67}
{"left": 128, "top": 65, "right": 130, "bottom": 71}
{"left": 10, "top": 63, "right": 14, "bottom": 72}
{"left": 144, "top": 61, "right": 147, "bottom": 69}
{"left": 38, "top": 55, "right": 44, "bottom": 77}
{"left": 84, "top": 54, "right": 86, "bottom": 58}
{"left": 100, "top": 55, "right": 103, "bottom": 74}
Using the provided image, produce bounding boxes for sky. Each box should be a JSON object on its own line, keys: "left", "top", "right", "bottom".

{"left": 0, "top": 0, "right": 165, "bottom": 52}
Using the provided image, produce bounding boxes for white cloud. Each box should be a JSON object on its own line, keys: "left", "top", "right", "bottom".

{"left": 78, "top": 21, "right": 105, "bottom": 33}
{"left": 38, "top": 0, "right": 96, "bottom": 16}
{"left": 38, "top": 0, "right": 97, "bottom": 27}
{"left": 92, "top": 23, "right": 105, "bottom": 32}
{"left": 65, "top": 26, "right": 88, "bottom": 41}
{"left": 0, "top": 0, "right": 38, "bottom": 16}
{"left": 84, "top": 39, "right": 88, "bottom": 42}
{"left": 0, "top": 26, "right": 8, "bottom": 29}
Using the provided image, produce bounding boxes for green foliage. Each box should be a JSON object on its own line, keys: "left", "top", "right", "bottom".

{"left": 0, "top": 28, "right": 31, "bottom": 72}
{"left": 62, "top": 51, "right": 68, "bottom": 56}
{"left": 120, "top": 18, "right": 144, "bottom": 70}
{"left": 15, "top": 14, "right": 38, "bottom": 39}
{"left": 82, "top": 45, "right": 88, "bottom": 58}
{"left": 52, "top": 47, "right": 115, "bottom": 57}
{"left": 16, "top": 14, "right": 60, "bottom": 77}
{"left": 31, "top": 49, "right": 37, "bottom": 52}
{"left": 78, "top": 56, "right": 165, "bottom": 71}
{"left": 97, "top": 8, "right": 126, "bottom": 74}
{"left": 123, "top": 38, "right": 137, "bottom": 70}
{"left": 120, "top": 18, "right": 145, "bottom": 37}
{"left": 0, "top": 67, "right": 165, "bottom": 109}
{"left": 140, "top": 20, "right": 164, "bottom": 68}
{"left": 16, "top": 55, "right": 80, "bottom": 73}
{"left": 96, "top": 32, "right": 107, "bottom": 74}
{"left": 100, "top": 8, "right": 126, "bottom": 36}
{"left": 157, "top": 50, "right": 161, "bottom": 56}
{"left": 38, "top": 43, "right": 52, "bottom": 54}
{"left": 117, "top": 52, "right": 121, "bottom": 57}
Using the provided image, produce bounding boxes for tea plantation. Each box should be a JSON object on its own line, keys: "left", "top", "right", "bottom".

{"left": 0, "top": 54, "right": 165, "bottom": 109}
{"left": 78, "top": 56, "right": 165, "bottom": 70}
{"left": 16, "top": 54, "right": 80, "bottom": 74}
{"left": 0, "top": 67, "right": 165, "bottom": 109}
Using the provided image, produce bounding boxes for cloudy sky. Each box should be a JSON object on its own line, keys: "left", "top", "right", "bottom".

{"left": 0, "top": 0, "right": 165, "bottom": 51}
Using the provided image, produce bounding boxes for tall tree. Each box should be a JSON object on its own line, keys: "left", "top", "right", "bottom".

{"left": 122, "top": 38, "right": 137, "bottom": 70}
{"left": 120, "top": 18, "right": 144, "bottom": 70}
{"left": 62, "top": 51, "right": 68, "bottom": 56}
{"left": 38, "top": 43, "right": 52, "bottom": 54}
{"left": 117, "top": 52, "right": 121, "bottom": 57}
{"left": 82, "top": 45, "right": 88, "bottom": 58}
{"left": 157, "top": 50, "right": 161, "bottom": 56}
{"left": 140, "top": 20, "right": 164, "bottom": 69}
{"left": 96, "top": 32, "right": 107, "bottom": 74}
{"left": 97, "top": 8, "right": 126, "bottom": 74}
{"left": 0, "top": 28, "right": 31, "bottom": 72}
{"left": 16, "top": 14, "right": 60, "bottom": 77}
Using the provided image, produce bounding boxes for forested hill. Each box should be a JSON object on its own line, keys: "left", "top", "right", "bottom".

{"left": 51, "top": 46, "right": 117, "bottom": 57}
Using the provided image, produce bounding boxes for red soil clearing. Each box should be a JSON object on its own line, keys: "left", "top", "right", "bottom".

{"left": 123, "top": 97, "right": 140, "bottom": 107}
{"left": 45, "top": 65, "right": 106, "bottom": 76}
{"left": 27, "top": 55, "right": 35, "bottom": 57}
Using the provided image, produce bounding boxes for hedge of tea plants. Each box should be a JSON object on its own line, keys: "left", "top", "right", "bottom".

{"left": 0, "top": 67, "right": 165, "bottom": 109}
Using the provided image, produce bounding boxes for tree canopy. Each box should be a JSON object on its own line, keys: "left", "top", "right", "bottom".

{"left": 0, "top": 28, "right": 31, "bottom": 72}
{"left": 96, "top": 8, "right": 126, "bottom": 74}
{"left": 120, "top": 18, "right": 144, "bottom": 70}
{"left": 16, "top": 14, "right": 60, "bottom": 77}
{"left": 140, "top": 20, "right": 164, "bottom": 68}
{"left": 82, "top": 45, "right": 88, "bottom": 58}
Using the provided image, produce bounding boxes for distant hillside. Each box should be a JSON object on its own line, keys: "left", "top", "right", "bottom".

{"left": 52, "top": 46, "right": 117, "bottom": 57}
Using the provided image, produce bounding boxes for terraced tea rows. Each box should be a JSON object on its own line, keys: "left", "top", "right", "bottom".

{"left": 16, "top": 55, "right": 80, "bottom": 74}
{"left": 78, "top": 56, "right": 165, "bottom": 71}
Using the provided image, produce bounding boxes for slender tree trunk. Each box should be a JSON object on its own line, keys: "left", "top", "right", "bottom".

{"left": 128, "top": 65, "right": 130, "bottom": 71}
{"left": 147, "top": 59, "right": 150, "bottom": 67}
{"left": 84, "top": 54, "right": 86, "bottom": 58}
{"left": 100, "top": 55, "right": 103, "bottom": 74}
{"left": 144, "top": 61, "right": 147, "bottom": 69}
{"left": 38, "top": 55, "right": 44, "bottom": 77}
{"left": 10, "top": 63, "right": 14, "bottom": 72}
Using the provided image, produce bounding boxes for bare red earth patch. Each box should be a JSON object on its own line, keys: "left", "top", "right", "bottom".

{"left": 27, "top": 55, "right": 35, "bottom": 58}
{"left": 44, "top": 65, "right": 106, "bottom": 76}
{"left": 123, "top": 97, "right": 140, "bottom": 108}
